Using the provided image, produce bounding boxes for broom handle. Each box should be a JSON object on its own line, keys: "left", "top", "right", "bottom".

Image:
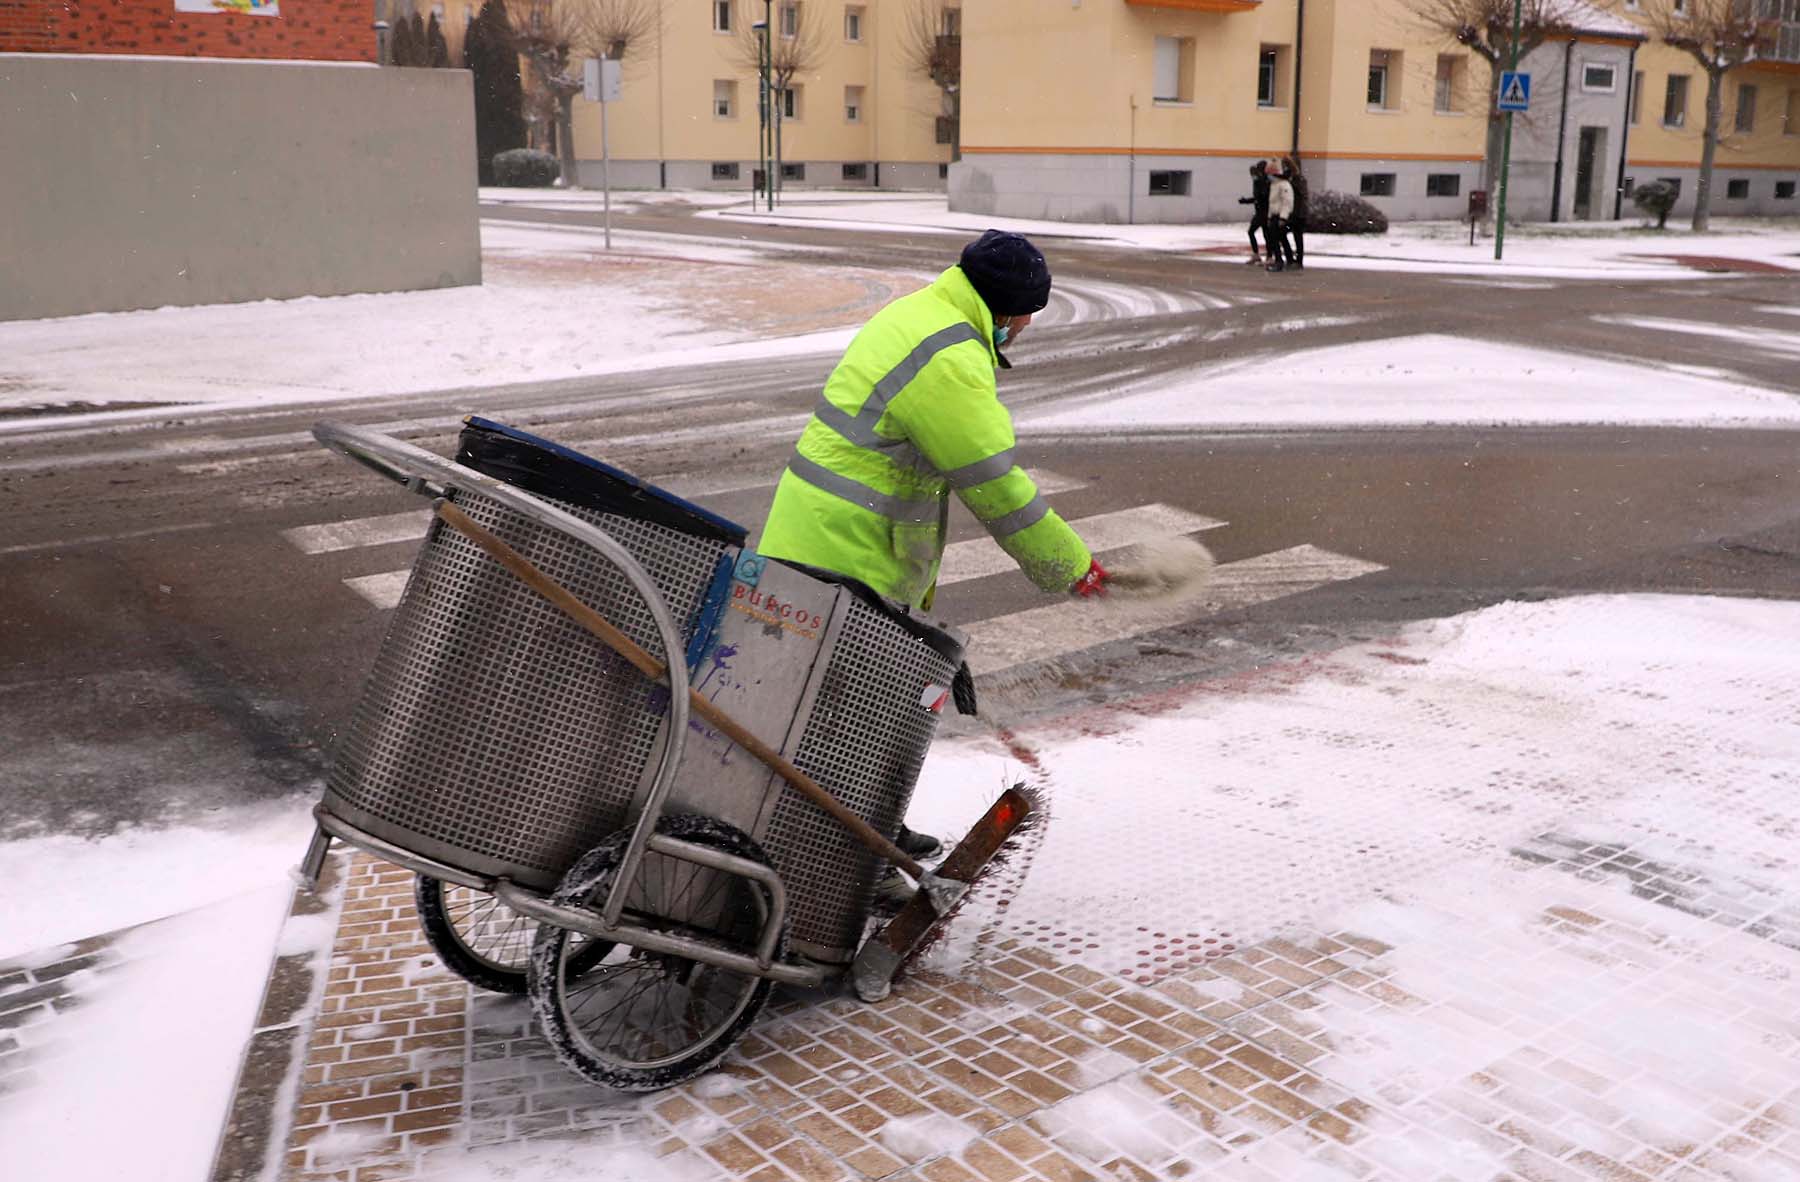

{"left": 436, "top": 502, "right": 924, "bottom": 879}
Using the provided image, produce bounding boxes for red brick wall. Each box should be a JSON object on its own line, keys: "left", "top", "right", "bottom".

{"left": 0, "top": 0, "right": 375, "bottom": 61}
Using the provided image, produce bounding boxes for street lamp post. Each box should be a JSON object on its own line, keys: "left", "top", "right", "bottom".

{"left": 764, "top": 0, "right": 777, "bottom": 209}
{"left": 753, "top": 19, "right": 769, "bottom": 210}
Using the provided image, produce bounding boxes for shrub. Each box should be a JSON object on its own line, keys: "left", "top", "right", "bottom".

{"left": 1307, "top": 190, "right": 1389, "bottom": 235}
{"left": 1632, "top": 180, "right": 1678, "bottom": 229}
{"left": 492, "top": 148, "right": 560, "bottom": 188}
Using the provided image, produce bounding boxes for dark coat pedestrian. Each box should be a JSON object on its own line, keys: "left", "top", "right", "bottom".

{"left": 1281, "top": 156, "right": 1309, "bottom": 269}
{"left": 1237, "top": 161, "right": 1270, "bottom": 264}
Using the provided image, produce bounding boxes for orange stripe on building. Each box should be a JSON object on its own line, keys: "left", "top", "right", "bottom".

{"left": 1628, "top": 158, "right": 1800, "bottom": 171}
{"left": 964, "top": 147, "right": 1484, "bottom": 163}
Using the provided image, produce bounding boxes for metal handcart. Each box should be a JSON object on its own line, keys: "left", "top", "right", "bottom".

{"left": 297, "top": 417, "right": 1028, "bottom": 1092}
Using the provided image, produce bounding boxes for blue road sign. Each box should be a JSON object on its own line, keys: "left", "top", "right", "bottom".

{"left": 1498, "top": 71, "right": 1531, "bottom": 113}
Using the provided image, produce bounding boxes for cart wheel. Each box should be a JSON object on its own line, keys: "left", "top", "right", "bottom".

{"left": 416, "top": 877, "right": 611, "bottom": 995}
{"left": 529, "top": 813, "right": 786, "bottom": 1092}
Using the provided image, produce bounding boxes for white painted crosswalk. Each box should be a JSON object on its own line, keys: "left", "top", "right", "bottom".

{"left": 284, "top": 472, "right": 1385, "bottom": 671}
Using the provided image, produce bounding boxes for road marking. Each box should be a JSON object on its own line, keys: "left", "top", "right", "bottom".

{"left": 1591, "top": 314, "right": 1800, "bottom": 356}
{"left": 281, "top": 510, "right": 434, "bottom": 555}
{"left": 964, "top": 544, "right": 1386, "bottom": 677}
{"left": 652, "top": 466, "right": 1087, "bottom": 501}
{"left": 0, "top": 520, "right": 218, "bottom": 556}
{"left": 315, "top": 491, "right": 1150, "bottom": 611}
{"left": 344, "top": 570, "right": 413, "bottom": 609}
{"left": 939, "top": 503, "right": 1223, "bottom": 587}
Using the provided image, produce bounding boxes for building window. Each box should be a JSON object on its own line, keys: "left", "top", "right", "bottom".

{"left": 712, "top": 162, "right": 740, "bottom": 181}
{"left": 939, "top": 162, "right": 949, "bottom": 179}
{"left": 1582, "top": 63, "right": 1616, "bottom": 93}
{"left": 935, "top": 116, "right": 954, "bottom": 144}
{"left": 844, "top": 5, "right": 862, "bottom": 41}
{"left": 1258, "top": 47, "right": 1288, "bottom": 107}
{"left": 1368, "top": 50, "right": 1401, "bottom": 110}
{"left": 1658, "top": 176, "right": 1683, "bottom": 200}
{"left": 1148, "top": 170, "right": 1191, "bottom": 197}
{"left": 712, "top": 0, "right": 730, "bottom": 32}
{"left": 844, "top": 85, "right": 863, "bottom": 122}
{"left": 1426, "top": 173, "right": 1461, "bottom": 197}
{"left": 713, "top": 80, "right": 736, "bottom": 119}
{"left": 781, "top": 162, "right": 805, "bottom": 181}
{"left": 1736, "top": 84, "right": 1758, "bottom": 133}
{"left": 1664, "top": 74, "right": 1689, "bottom": 127}
{"left": 1776, "top": 180, "right": 1796, "bottom": 199}
{"left": 1435, "top": 54, "right": 1464, "bottom": 113}
{"left": 1360, "top": 172, "right": 1396, "bottom": 197}
{"left": 1631, "top": 71, "right": 1644, "bottom": 124}
{"left": 842, "top": 162, "right": 868, "bottom": 181}
{"left": 1726, "top": 178, "right": 1750, "bottom": 199}
{"left": 941, "top": 7, "right": 959, "bottom": 35}
{"left": 779, "top": 1, "right": 799, "bottom": 39}
{"left": 780, "top": 86, "right": 801, "bottom": 119}
{"left": 1154, "top": 36, "right": 1194, "bottom": 103}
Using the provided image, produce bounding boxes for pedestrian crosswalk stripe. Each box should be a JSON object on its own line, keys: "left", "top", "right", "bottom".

{"left": 963, "top": 544, "right": 1387, "bottom": 677}
{"left": 939, "top": 503, "right": 1223, "bottom": 586}
{"left": 653, "top": 467, "right": 1087, "bottom": 501}
{"left": 343, "top": 569, "right": 413, "bottom": 609}
{"left": 321, "top": 494, "right": 1182, "bottom": 611}
{"left": 282, "top": 510, "right": 434, "bottom": 555}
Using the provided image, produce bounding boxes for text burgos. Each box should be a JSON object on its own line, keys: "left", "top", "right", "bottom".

{"left": 732, "top": 582, "right": 826, "bottom": 631}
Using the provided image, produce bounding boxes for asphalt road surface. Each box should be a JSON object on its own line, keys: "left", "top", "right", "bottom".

{"left": 2, "top": 206, "right": 1796, "bottom": 841}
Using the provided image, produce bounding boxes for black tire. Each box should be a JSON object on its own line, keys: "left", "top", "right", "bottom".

{"left": 416, "top": 877, "right": 611, "bottom": 995}
{"left": 528, "top": 813, "right": 785, "bottom": 1092}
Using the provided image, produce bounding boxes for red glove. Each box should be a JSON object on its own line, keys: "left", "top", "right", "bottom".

{"left": 1070, "top": 559, "right": 1109, "bottom": 599}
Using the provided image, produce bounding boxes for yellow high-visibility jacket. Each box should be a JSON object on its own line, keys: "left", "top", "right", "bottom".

{"left": 756, "top": 265, "right": 1092, "bottom": 610}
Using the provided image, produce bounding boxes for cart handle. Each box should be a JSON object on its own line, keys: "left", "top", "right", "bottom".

{"left": 436, "top": 500, "right": 929, "bottom": 881}
{"left": 311, "top": 420, "right": 696, "bottom": 923}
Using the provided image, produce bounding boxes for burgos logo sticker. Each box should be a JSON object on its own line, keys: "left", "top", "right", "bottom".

{"left": 920, "top": 684, "right": 950, "bottom": 714}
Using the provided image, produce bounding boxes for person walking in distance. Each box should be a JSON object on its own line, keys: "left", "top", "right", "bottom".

{"left": 1237, "top": 160, "right": 1270, "bottom": 266}
{"left": 756, "top": 229, "right": 1109, "bottom": 902}
{"left": 1265, "top": 160, "right": 1297, "bottom": 273}
{"left": 1280, "top": 155, "right": 1309, "bottom": 270}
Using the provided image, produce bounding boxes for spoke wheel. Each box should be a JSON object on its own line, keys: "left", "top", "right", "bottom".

{"left": 416, "top": 877, "right": 609, "bottom": 994}
{"left": 528, "top": 813, "right": 784, "bottom": 1092}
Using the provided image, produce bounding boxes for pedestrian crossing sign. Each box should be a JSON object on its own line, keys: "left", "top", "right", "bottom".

{"left": 1498, "top": 71, "right": 1531, "bottom": 112}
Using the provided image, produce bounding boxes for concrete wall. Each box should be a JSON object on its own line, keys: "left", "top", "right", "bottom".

{"left": 0, "top": 55, "right": 479, "bottom": 322}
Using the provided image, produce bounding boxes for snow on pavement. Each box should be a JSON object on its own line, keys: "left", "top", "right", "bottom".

{"left": 1021, "top": 333, "right": 1800, "bottom": 433}
{"left": 0, "top": 884, "right": 300, "bottom": 1182}
{"left": 375, "top": 594, "right": 1800, "bottom": 1179}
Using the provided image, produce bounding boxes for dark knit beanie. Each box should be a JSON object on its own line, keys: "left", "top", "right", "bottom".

{"left": 957, "top": 230, "right": 1052, "bottom": 316}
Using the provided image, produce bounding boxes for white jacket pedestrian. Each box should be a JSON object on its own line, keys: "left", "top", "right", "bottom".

{"left": 1268, "top": 174, "right": 1295, "bottom": 221}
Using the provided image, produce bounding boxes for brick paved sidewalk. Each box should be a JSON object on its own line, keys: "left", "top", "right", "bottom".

{"left": 240, "top": 832, "right": 1800, "bottom": 1182}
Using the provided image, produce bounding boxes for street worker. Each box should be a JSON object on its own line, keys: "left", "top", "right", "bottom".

{"left": 756, "top": 229, "right": 1108, "bottom": 890}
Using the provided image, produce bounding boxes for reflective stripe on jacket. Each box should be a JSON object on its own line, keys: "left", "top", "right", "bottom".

{"left": 755, "top": 265, "right": 1092, "bottom": 611}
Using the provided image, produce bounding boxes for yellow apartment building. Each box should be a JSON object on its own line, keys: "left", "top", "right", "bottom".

{"left": 472, "top": 0, "right": 963, "bottom": 190}
{"left": 950, "top": 0, "right": 1800, "bottom": 223}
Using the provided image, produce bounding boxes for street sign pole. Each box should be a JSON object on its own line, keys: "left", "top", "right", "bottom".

{"left": 583, "top": 58, "right": 622, "bottom": 249}
{"left": 1495, "top": 0, "right": 1524, "bottom": 261}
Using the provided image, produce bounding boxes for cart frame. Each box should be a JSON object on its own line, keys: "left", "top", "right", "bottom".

{"left": 300, "top": 422, "right": 832, "bottom": 990}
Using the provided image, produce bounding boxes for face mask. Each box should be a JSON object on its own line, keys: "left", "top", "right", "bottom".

{"left": 994, "top": 324, "right": 1011, "bottom": 347}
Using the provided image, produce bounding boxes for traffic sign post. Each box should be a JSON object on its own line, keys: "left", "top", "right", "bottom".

{"left": 1493, "top": 0, "right": 1526, "bottom": 262}
{"left": 582, "top": 57, "right": 623, "bottom": 249}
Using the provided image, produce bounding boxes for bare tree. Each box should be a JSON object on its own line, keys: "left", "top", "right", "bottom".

{"left": 732, "top": 0, "right": 828, "bottom": 192}
{"left": 901, "top": 1, "right": 961, "bottom": 161}
{"left": 509, "top": 0, "right": 662, "bottom": 188}
{"left": 1630, "top": 0, "right": 1767, "bottom": 231}
{"left": 1407, "top": 0, "right": 1585, "bottom": 198}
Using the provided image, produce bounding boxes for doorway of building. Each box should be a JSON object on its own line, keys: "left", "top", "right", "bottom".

{"left": 1574, "top": 126, "right": 1608, "bottom": 220}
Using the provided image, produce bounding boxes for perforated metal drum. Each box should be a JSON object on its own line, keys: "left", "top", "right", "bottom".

{"left": 321, "top": 420, "right": 744, "bottom": 891}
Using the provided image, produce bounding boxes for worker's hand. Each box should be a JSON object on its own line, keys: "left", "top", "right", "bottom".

{"left": 1070, "top": 559, "right": 1110, "bottom": 599}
